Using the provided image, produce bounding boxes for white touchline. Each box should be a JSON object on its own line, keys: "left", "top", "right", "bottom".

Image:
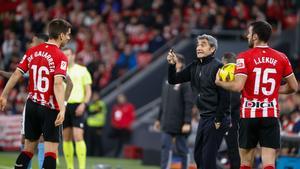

{"left": 0, "top": 165, "right": 13, "bottom": 169}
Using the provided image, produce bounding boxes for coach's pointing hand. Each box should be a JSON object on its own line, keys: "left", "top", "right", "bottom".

{"left": 181, "top": 123, "right": 191, "bottom": 133}
{"left": 167, "top": 49, "right": 176, "bottom": 65}
{"left": 55, "top": 110, "right": 65, "bottom": 126}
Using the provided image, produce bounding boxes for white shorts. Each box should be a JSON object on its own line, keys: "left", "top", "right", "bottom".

{"left": 20, "top": 105, "right": 26, "bottom": 135}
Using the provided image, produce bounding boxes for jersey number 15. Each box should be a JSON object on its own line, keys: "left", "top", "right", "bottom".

{"left": 253, "top": 68, "right": 277, "bottom": 96}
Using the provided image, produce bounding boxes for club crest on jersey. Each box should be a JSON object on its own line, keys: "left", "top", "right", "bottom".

{"left": 236, "top": 58, "right": 245, "bottom": 69}
{"left": 245, "top": 100, "right": 274, "bottom": 108}
{"left": 60, "top": 61, "right": 67, "bottom": 70}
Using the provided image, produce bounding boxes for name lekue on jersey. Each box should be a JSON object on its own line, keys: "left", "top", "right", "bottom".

{"left": 254, "top": 57, "right": 278, "bottom": 66}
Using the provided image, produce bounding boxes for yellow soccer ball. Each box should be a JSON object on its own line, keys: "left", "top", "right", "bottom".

{"left": 219, "top": 63, "right": 236, "bottom": 81}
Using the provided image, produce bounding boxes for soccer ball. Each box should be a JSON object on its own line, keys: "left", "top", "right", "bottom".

{"left": 219, "top": 63, "right": 236, "bottom": 81}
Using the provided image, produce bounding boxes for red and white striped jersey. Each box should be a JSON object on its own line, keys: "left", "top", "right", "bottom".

{"left": 235, "top": 46, "right": 293, "bottom": 118}
{"left": 17, "top": 42, "right": 68, "bottom": 110}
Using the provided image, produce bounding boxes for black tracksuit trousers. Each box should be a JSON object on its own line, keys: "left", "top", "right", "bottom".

{"left": 194, "top": 116, "right": 229, "bottom": 169}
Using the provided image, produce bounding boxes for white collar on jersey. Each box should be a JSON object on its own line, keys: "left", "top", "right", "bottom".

{"left": 45, "top": 42, "right": 59, "bottom": 48}
{"left": 255, "top": 45, "right": 269, "bottom": 48}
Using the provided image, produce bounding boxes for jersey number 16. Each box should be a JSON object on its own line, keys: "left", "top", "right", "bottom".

{"left": 31, "top": 65, "right": 50, "bottom": 92}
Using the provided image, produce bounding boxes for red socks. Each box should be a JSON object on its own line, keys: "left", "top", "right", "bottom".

{"left": 42, "top": 152, "right": 57, "bottom": 169}
{"left": 22, "top": 151, "right": 33, "bottom": 158}
{"left": 45, "top": 152, "right": 57, "bottom": 159}
{"left": 240, "top": 164, "right": 274, "bottom": 169}
{"left": 263, "top": 165, "right": 275, "bottom": 169}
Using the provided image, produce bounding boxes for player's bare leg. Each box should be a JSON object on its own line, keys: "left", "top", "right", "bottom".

{"left": 20, "top": 135, "right": 33, "bottom": 169}
{"left": 239, "top": 148, "right": 255, "bottom": 169}
{"left": 261, "top": 147, "right": 276, "bottom": 169}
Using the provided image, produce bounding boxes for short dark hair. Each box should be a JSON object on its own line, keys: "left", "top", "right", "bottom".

{"left": 249, "top": 20, "right": 272, "bottom": 43}
{"left": 222, "top": 52, "right": 236, "bottom": 63}
{"left": 48, "top": 19, "right": 72, "bottom": 39}
{"left": 35, "top": 33, "right": 49, "bottom": 42}
{"left": 197, "top": 34, "right": 218, "bottom": 51}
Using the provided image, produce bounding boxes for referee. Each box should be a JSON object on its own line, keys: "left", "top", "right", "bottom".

{"left": 62, "top": 48, "right": 92, "bottom": 169}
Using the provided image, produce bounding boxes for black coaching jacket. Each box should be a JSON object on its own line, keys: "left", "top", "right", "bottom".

{"left": 168, "top": 55, "right": 230, "bottom": 121}
{"left": 158, "top": 78, "right": 194, "bottom": 134}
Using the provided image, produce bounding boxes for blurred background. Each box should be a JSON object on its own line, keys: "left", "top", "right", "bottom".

{"left": 0, "top": 0, "right": 299, "bottom": 169}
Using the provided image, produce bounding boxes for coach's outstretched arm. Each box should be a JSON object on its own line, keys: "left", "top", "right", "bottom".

{"left": 279, "top": 73, "right": 298, "bottom": 94}
{"left": 167, "top": 49, "right": 191, "bottom": 84}
{"left": 0, "top": 69, "right": 23, "bottom": 111}
{"left": 54, "top": 76, "right": 66, "bottom": 126}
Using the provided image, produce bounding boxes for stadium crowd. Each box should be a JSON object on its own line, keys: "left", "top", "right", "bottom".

{"left": 0, "top": 0, "right": 300, "bottom": 160}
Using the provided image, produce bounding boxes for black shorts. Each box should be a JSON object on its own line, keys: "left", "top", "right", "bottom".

{"left": 63, "top": 103, "right": 85, "bottom": 129}
{"left": 24, "top": 99, "right": 61, "bottom": 142}
{"left": 239, "top": 117, "right": 280, "bottom": 149}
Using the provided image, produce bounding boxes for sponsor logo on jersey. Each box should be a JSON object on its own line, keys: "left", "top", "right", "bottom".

{"left": 60, "top": 61, "right": 67, "bottom": 70}
{"left": 236, "top": 58, "right": 245, "bottom": 69}
{"left": 245, "top": 100, "right": 274, "bottom": 108}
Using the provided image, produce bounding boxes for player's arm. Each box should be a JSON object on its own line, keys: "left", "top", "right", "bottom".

{"left": 1, "top": 69, "right": 23, "bottom": 98}
{"left": 215, "top": 73, "right": 247, "bottom": 92}
{"left": 64, "top": 74, "right": 73, "bottom": 101}
{"left": 0, "top": 69, "right": 23, "bottom": 110}
{"left": 279, "top": 74, "right": 298, "bottom": 94}
{"left": 0, "top": 70, "right": 13, "bottom": 79}
{"left": 54, "top": 76, "right": 66, "bottom": 126}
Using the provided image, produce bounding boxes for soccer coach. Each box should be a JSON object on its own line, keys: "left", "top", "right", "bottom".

{"left": 167, "top": 34, "right": 230, "bottom": 169}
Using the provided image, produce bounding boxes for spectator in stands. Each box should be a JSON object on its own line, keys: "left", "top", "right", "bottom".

{"left": 1, "top": 0, "right": 299, "bottom": 93}
{"left": 154, "top": 53, "right": 194, "bottom": 169}
{"left": 85, "top": 93, "right": 107, "bottom": 156}
{"left": 148, "top": 29, "right": 166, "bottom": 53}
{"left": 112, "top": 44, "right": 137, "bottom": 80}
{"left": 292, "top": 111, "right": 300, "bottom": 134}
{"left": 110, "top": 93, "right": 136, "bottom": 157}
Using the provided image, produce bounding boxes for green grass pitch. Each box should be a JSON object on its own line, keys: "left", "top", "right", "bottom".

{"left": 0, "top": 152, "right": 159, "bottom": 169}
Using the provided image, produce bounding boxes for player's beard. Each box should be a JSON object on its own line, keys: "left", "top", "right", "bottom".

{"left": 60, "top": 41, "right": 66, "bottom": 48}
{"left": 248, "top": 38, "right": 254, "bottom": 48}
